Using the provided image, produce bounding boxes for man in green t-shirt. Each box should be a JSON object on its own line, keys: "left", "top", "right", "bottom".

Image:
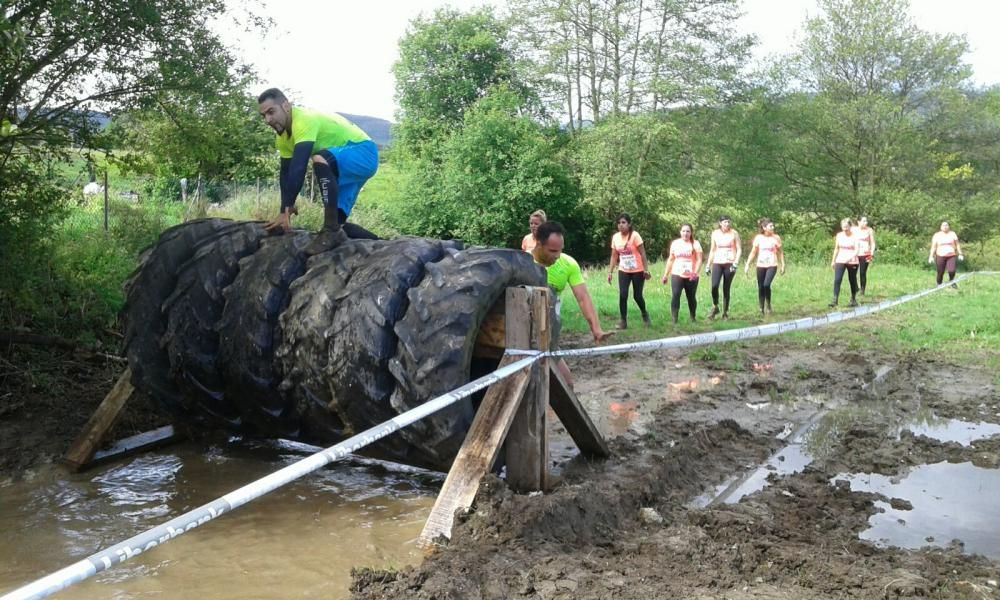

{"left": 258, "top": 88, "right": 379, "bottom": 254}
{"left": 531, "top": 221, "right": 613, "bottom": 387}
{"left": 532, "top": 221, "right": 612, "bottom": 385}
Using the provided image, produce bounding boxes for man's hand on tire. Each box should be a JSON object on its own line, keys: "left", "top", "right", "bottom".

{"left": 265, "top": 206, "right": 297, "bottom": 234}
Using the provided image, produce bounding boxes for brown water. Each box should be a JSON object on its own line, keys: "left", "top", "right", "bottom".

{"left": 0, "top": 439, "right": 439, "bottom": 599}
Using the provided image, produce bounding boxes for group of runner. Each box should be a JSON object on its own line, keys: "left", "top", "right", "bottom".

{"left": 521, "top": 211, "right": 964, "bottom": 330}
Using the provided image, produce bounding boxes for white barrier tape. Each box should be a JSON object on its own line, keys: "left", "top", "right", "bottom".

{"left": 506, "top": 272, "right": 984, "bottom": 359}
{"left": 0, "top": 354, "right": 541, "bottom": 600}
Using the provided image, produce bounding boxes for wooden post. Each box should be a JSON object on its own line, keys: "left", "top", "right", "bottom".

{"left": 505, "top": 286, "right": 551, "bottom": 492}
{"left": 102, "top": 169, "right": 109, "bottom": 232}
{"left": 417, "top": 356, "right": 531, "bottom": 546}
{"left": 64, "top": 370, "right": 134, "bottom": 471}
{"left": 548, "top": 363, "right": 610, "bottom": 458}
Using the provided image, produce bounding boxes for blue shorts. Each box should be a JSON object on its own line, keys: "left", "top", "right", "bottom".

{"left": 317, "top": 139, "right": 379, "bottom": 218}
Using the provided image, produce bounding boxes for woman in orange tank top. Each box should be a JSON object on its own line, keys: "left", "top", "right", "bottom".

{"left": 520, "top": 209, "right": 546, "bottom": 252}
{"left": 852, "top": 216, "right": 876, "bottom": 295}
{"left": 660, "top": 223, "right": 703, "bottom": 324}
{"left": 607, "top": 213, "right": 651, "bottom": 329}
{"left": 742, "top": 218, "right": 785, "bottom": 316}
{"left": 705, "top": 215, "right": 742, "bottom": 320}
{"left": 928, "top": 221, "right": 963, "bottom": 287}
{"left": 829, "top": 217, "right": 860, "bottom": 308}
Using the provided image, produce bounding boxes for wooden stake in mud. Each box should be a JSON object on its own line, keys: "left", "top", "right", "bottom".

{"left": 63, "top": 369, "right": 181, "bottom": 471}
{"left": 505, "top": 286, "right": 551, "bottom": 492}
{"left": 64, "top": 369, "right": 135, "bottom": 471}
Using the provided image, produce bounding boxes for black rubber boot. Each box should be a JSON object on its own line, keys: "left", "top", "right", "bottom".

{"left": 708, "top": 305, "right": 719, "bottom": 320}
{"left": 304, "top": 204, "right": 348, "bottom": 256}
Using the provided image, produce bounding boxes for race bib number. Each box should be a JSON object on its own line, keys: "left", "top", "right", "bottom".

{"left": 858, "top": 239, "right": 870, "bottom": 255}
{"left": 716, "top": 248, "right": 734, "bottom": 263}
{"left": 620, "top": 253, "right": 638, "bottom": 271}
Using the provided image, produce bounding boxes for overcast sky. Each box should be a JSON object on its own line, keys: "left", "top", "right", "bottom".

{"left": 223, "top": 0, "right": 1000, "bottom": 121}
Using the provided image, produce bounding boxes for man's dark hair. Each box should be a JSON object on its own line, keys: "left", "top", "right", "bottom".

{"left": 536, "top": 221, "right": 565, "bottom": 244}
{"left": 258, "top": 88, "right": 288, "bottom": 104}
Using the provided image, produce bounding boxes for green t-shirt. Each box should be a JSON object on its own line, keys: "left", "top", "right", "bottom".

{"left": 543, "top": 254, "right": 585, "bottom": 294}
{"left": 275, "top": 106, "right": 370, "bottom": 158}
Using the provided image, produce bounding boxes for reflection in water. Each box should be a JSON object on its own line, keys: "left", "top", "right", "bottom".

{"left": 607, "top": 401, "right": 639, "bottom": 436}
{"left": 906, "top": 419, "right": 1000, "bottom": 446}
{"left": 835, "top": 462, "right": 1000, "bottom": 559}
{"left": 0, "top": 441, "right": 436, "bottom": 599}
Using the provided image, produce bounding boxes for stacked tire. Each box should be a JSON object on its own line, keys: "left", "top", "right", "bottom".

{"left": 121, "top": 220, "right": 548, "bottom": 471}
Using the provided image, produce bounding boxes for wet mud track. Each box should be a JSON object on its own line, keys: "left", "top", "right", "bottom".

{"left": 352, "top": 343, "right": 1000, "bottom": 599}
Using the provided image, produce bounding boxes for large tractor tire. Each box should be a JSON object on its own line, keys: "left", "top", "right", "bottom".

{"left": 275, "top": 239, "right": 384, "bottom": 443}
{"left": 122, "top": 222, "right": 550, "bottom": 471}
{"left": 388, "top": 248, "right": 548, "bottom": 465}
{"left": 160, "top": 221, "right": 268, "bottom": 428}
{"left": 216, "top": 232, "right": 313, "bottom": 436}
{"left": 121, "top": 218, "right": 236, "bottom": 420}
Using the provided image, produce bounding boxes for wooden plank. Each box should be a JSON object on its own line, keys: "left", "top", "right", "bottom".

{"left": 505, "top": 287, "right": 551, "bottom": 492}
{"left": 472, "top": 309, "right": 505, "bottom": 359}
{"left": 90, "top": 425, "right": 179, "bottom": 464}
{"left": 548, "top": 363, "right": 610, "bottom": 458}
{"left": 63, "top": 369, "right": 135, "bottom": 471}
{"left": 418, "top": 356, "right": 531, "bottom": 546}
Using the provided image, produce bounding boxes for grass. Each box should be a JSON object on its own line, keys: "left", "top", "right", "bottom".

{"left": 556, "top": 261, "right": 1000, "bottom": 367}
{"left": 206, "top": 160, "right": 407, "bottom": 239}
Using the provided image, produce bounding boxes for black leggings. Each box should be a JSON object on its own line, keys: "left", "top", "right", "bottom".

{"left": 670, "top": 275, "right": 698, "bottom": 322}
{"left": 859, "top": 257, "right": 871, "bottom": 291}
{"left": 618, "top": 271, "right": 648, "bottom": 320}
{"left": 935, "top": 255, "right": 957, "bottom": 284}
{"left": 710, "top": 263, "right": 735, "bottom": 311}
{"left": 756, "top": 267, "right": 777, "bottom": 309}
{"left": 833, "top": 263, "right": 859, "bottom": 300}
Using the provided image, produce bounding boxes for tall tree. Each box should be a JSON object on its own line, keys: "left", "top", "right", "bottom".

{"left": 771, "top": 0, "right": 970, "bottom": 220}
{"left": 395, "top": 86, "right": 581, "bottom": 249}
{"left": 508, "top": 0, "right": 754, "bottom": 129}
{"left": 0, "top": 0, "right": 258, "bottom": 249}
{"left": 393, "top": 7, "right": 530, "bottom": 156}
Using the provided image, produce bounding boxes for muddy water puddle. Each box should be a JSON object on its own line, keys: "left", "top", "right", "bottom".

{"left": 836, "top": 462, "right": 1000, "bottom": 558}
{"left": 906, "top": 418, "right": 1000, "bottom": 446}
{"left": 0, "top": 440, "right": 438, "bottom": 599}
{"left": 692, "top": 402, "right": 1000, "bottom": 559}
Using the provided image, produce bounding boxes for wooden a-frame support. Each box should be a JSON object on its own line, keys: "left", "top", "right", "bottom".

{"left": 63, "top": 368, "right": 180, "bottom": 472}
{"left": 418, "top": 286, "right": 609, "bottom": 546}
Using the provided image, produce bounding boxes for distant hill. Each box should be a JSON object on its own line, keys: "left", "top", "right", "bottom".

{"left": 339, "top": 113, "right": 393, "bottom": 147}
{"left": 15, "top": 107, "right": 394, "bottom": 147}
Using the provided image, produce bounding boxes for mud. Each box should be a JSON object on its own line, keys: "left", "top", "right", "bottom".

{"left": 0, "top": 346, "right": 165, "bottom": 479}
{"left": 351, "top": 340, "right": 1000, "bottom": 599}
{"left": 3, "top": 339, "right": 1000, "bottom": 598}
